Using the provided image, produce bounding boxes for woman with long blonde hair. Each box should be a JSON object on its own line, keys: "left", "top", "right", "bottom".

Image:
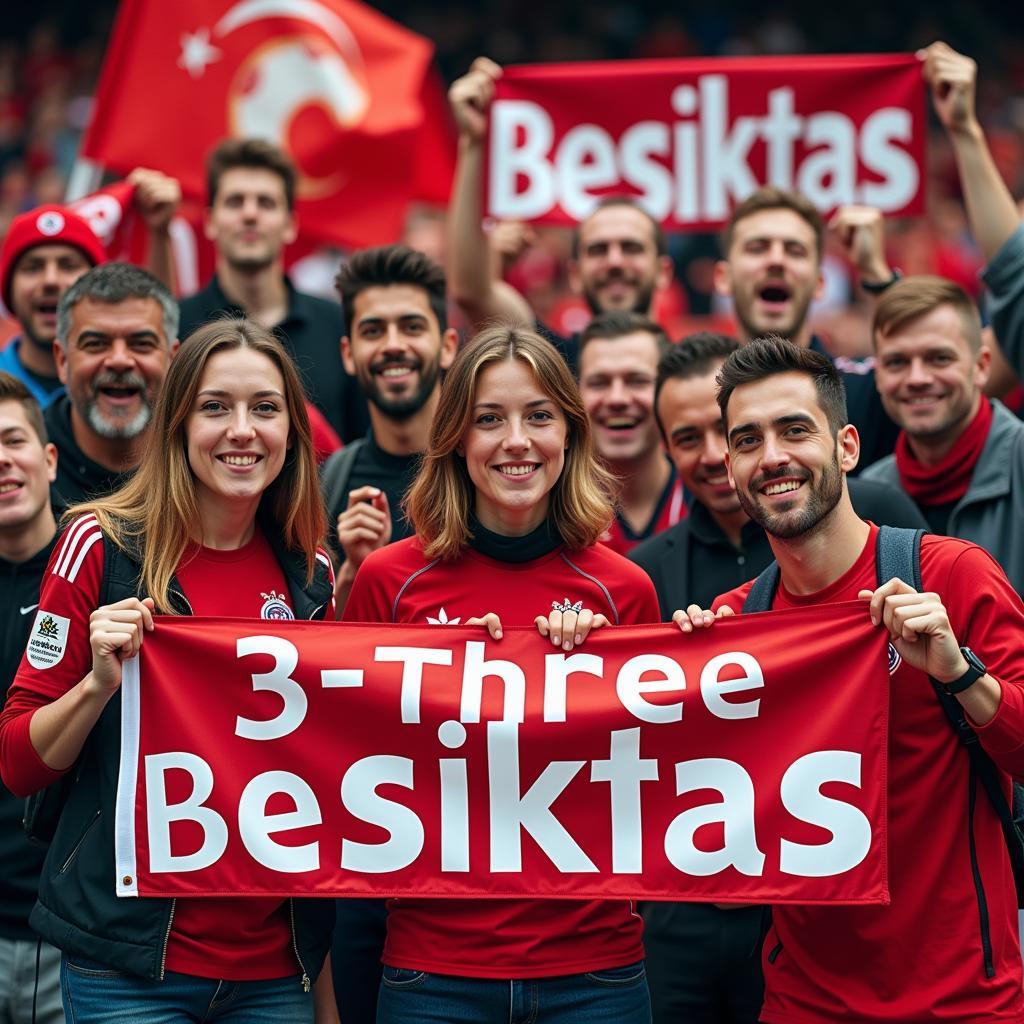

{"left": 0, "top": 318, "right": 335, "bottom": 1022}
{"left": 344, "top": 324, "right": 659, "bottom": 1023}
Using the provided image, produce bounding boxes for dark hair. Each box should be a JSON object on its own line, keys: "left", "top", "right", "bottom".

{"left": 0, "top": 370, "right": 47, "bottom": 443}
{"left": 335, "top": 244, "right": 448, "bottom": 334}
{"left": 206, "top": 138, "right": 298, "bottom": 211}
{"left": 579, "top": 310, "right": 670, "bottom": 357}
{"left": 570, "top": 195, "right": 667, "bottom": 259}
{"left": 653, "top": 332, "right": 740, "bottom": 428}
{"left": 722, "top": 187, "right": 824, "bottom": 264}
{"left": 57, "top": 262, "right": 179, "bottom": 347}
{"left": 715, "top": 335, "right": 847, "bottom": 435}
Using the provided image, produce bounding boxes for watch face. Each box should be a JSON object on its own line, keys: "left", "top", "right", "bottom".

{"left": 961, "top": 647, "right": 986, "bottom": 674}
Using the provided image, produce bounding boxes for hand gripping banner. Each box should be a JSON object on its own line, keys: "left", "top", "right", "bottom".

{"left": 485, "top": 54, "right": 926, "bottom": 229}
{"left": 115, "top": 602, "right": 890, "bottom": 903}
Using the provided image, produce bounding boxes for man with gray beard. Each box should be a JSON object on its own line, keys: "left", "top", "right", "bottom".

{"left": 45, "top": 263, "right": 179, "bottom": 510}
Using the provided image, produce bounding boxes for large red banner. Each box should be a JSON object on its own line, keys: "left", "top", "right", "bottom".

{"left": 81, "top": 0, "right": 454, "bottom": 251}
{"left": 115, "top": 603, "right": 890, "bottom": 903}
{"left": 485, "top": 55, "right": 926, "bottom": 230}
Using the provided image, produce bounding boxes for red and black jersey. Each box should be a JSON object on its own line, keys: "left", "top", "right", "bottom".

{"left": 715, "top": 525, "right": 1024, "bottom": 1022}
{"left": 601, "top": 466, "right": 687, "bottom": 558}
{"left": 0, "top": 517, "right": 334, "bottom": 982}
{"left": 345, "top": 536, "right": 659, "bottom": 977}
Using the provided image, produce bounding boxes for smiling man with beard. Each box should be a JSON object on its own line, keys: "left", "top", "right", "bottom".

{"left": 324, "top": 245, "right": 457, "bottom": 610}
{"left": 45, "top": 263, "right": 178, "bottom": 510}
{"left": 715, "top": 187, "right": 899, "bottom": 471}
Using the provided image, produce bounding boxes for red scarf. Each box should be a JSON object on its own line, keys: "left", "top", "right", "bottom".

{"left": 894, "top": 396, "right": 993, "bottom": 506}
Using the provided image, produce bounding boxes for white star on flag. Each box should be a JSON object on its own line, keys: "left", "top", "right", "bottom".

{"left": 426, "top": 608, "right": 461, "bottom": 625}
{"left": 178, "top": 27, "right": 222, "bottom": 79}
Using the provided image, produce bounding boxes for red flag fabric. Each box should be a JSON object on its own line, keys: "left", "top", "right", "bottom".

{"left": 115, "top": 604, "right": 890, "bottom": 904}
{"left": 81, "top": 0, "right": 455, "bottom": 249}
{"left": 485, "top": 54, "right": 926, "bottom": 230}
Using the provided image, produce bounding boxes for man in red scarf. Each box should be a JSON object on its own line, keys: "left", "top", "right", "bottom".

{"left": 861, "top": 274, "right": 1024, "bottom": 595}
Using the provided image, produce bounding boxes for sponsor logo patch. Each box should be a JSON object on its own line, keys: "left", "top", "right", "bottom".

{"left": 26, "top": 610, "right": 71, "bottom": 670}
{"left": 426, "top": 607, "right": 460, "bottom": 625}
{"left": 260, "top": 591, "right": 294, "bottom": 620}
{"left": 36, "top": 211, "right": 65, "bottom": 236}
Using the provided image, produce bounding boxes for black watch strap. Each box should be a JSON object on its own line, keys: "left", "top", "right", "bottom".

{"left": 860, "top": 269, "right": 903, "bottom": 295}
{"left": 942, "top": 646, "right": 987, "bottom": 695}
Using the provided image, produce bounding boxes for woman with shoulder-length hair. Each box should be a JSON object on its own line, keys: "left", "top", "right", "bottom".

{"left": 344, "top": 323, "right": 660, "bottom": 1023}
{"left": 0, "top": 318, "right": 336, "bottom": 1022}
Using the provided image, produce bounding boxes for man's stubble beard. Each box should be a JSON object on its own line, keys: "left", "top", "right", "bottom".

{"left": 736, "top": 447, "right": 843, "bottom": 541}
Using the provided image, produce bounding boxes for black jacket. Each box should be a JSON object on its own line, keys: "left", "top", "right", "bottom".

{"left": 631, "top": 478, "right": 929, "bottom": 620}
{"left": 43, "top": 397, "right": 132, "bottom": 513}
{"left": 30, "top": 520, "right": 335, "bottom": 981}
{"left": 0, "top": 535, "right": 57, "bottom": 939}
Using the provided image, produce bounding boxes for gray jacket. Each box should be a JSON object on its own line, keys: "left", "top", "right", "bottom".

{"left": 983, "top": 223, "right": 1024, "bottom": 378}
{"left": 861, "top": 400, "right": 1024, "bottom": 596}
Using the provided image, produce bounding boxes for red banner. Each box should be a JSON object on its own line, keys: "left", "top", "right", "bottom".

{"left": 485, "top": 55, "right": 926, "bottom": 230}
{"left": 115, "top": 604, "right": 890, "bottom": 903}
{"left": 81, "top": 0, "right": 455, "bottom": 250}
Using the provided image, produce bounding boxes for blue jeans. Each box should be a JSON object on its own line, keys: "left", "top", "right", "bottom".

{"left": 60, "top": 955, "right": 313, "bottom": 1023}
{"left": 376, "top": 961, "right": 651, "bottom": 1024}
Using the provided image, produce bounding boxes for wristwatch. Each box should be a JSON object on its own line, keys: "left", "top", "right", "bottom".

{"left": 941, "top": 647, "right": 987, "bottom": 695}
{"left": 860, "top": 269, "right": 903, "bottom": 294}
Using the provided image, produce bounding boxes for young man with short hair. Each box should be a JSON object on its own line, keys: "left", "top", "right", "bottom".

{"left": 179, "top": 138, "right": 367, "bottom": 442}
{"left": 862, "top": 275, "right": 1024, "bottom": 595}
{"left": 577, "top": 311, "right": 684, "bottom": 554}
{"left": 0, "top": 372, "right": 62, "bottom": 1023}
{"left": 714, "top": 187, "right": 899, "bottom": 469}
{"left": 702, "top": 336, "right": 1024, "bottom": 1023}
{"left": 48, "top": 263, "right": 179, "bottom": 509}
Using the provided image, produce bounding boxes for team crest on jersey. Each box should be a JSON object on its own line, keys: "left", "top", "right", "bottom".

{"left": 551, "top": 598, "right": 584, "bottom": 613}
{"left": 887, "top": 643, "right": 902, "bottom": 675}
{"left": 426, "top": 607, "right": 460, "bottom": 625}
{"left": 26, "top": 610, "right": 71, "bottom": 670}
{"left": 260, "top": 591, "right": 294, "bottom": 620}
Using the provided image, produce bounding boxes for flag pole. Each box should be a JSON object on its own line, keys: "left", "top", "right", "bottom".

{"left": 66, "top": 157, "right": 104, "bottom": 202}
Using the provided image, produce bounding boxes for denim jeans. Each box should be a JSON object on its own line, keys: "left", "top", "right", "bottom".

{"left": 375, "top": 961, "right": 651, "bottom": 1024}
{"left": 60, "top": 955, "right": 313, "bottom": 1024}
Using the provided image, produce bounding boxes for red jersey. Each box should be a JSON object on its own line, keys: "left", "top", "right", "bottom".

{"left": 0, "top": 517, "right": 334, "bottom": 981}
{"left": 602, "top": 466, "right": 687, "bottom": 557}
{"left": 345, "top": 535, "right": 659, "bottom": 978}
{"left": 715, "top": 525, "right": 1024, "bottom": 1023}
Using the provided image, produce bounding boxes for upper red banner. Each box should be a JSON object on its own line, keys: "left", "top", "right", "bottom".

{"left": 485, "top": 54, "right": 926, "bottom": 230}
{"left": 81, "top": 0, "right": 454, "bottom": 250}
{"left": 116, "top": 604, "right": 890, "bottom": 904}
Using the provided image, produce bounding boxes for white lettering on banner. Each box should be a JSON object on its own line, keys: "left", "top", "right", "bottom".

{"left": 145, "top": 752, "right": 228, "bottom": 872}
{"left": 235, "top": 636, "right": 307, "bottom": 740}
{"left": 239, "top": 771, "right": 321, "bottom": 873}
{"left": 779, "top": 750, "right": 872, "bottom": 876}
{"left": 143, "top": 743, "right": 869, "bottom": 880}
{"left": 488, "top": 75, "right": 920, "bottom": 222}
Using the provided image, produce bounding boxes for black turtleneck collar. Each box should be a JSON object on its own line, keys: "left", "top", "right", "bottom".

{"left": 467, "top": 513, "right": 562, "bottom": 563}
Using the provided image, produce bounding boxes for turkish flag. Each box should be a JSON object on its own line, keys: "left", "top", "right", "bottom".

{"left": 81, "top": 0, "right": 455, "bottom": 249}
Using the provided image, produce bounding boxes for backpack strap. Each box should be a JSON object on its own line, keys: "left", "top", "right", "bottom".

{"left": 876, "top": 526, "right": 1024, "bottom": 904}
{"left": 741, "top": 561, "right": 781, "bottom": 614}
{"left": 320, "top": 438, "right": 366, "bottom": 519}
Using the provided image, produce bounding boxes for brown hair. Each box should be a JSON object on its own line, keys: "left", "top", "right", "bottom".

{"left": 69, "top": 318, "right": 324, "bottom": 612}
{"left": 405, "top": 325, "right": 615, "bottom": 560}
{"left": 207, "top": 138, "right": 298, "bottom": 210}
{"left": 722, "top": 187, "right": 824, "bottom": 263}
{"left": 571, "top": 195, "right": 668, "bottom": 259}
{"left": 0, "top": 370, "right": 47, "bottom": 443}
{"left": 716, "top": 335, "right": 847, "bottom": 435}
{"left": 579, "top": 310, "right": 671, "bottom": 358}
{"left": 873, "top": 275, "right": 982, "bottom": 353}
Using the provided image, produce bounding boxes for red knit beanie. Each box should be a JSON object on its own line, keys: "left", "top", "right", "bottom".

{"left": 0, "top": 205, "right": 107, "bottom": 311}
